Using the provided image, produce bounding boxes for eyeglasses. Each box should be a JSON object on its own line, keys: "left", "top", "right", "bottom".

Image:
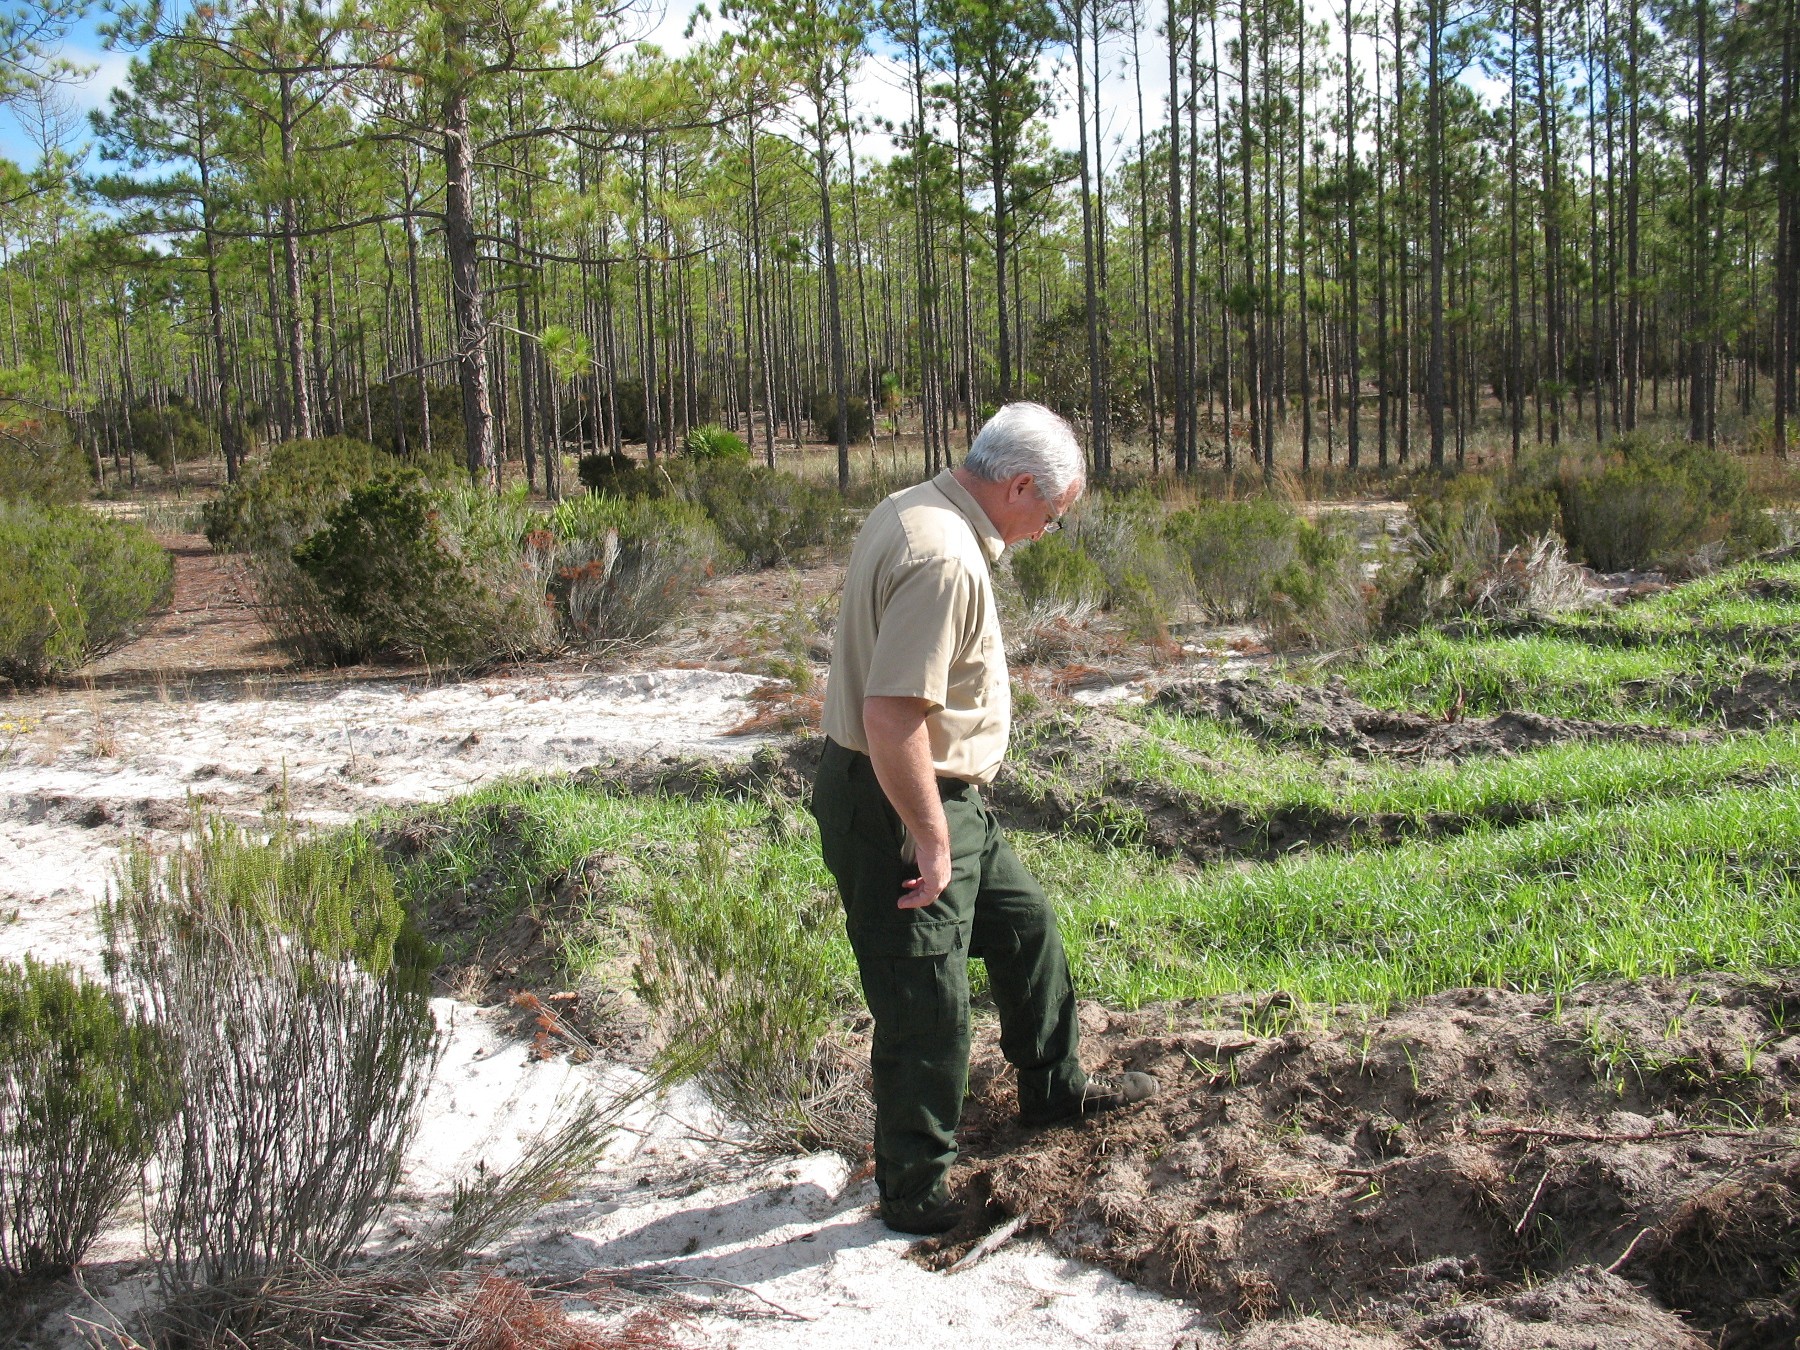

{"left": 1034, "top": 483, "right": 1064, "bottom": 535}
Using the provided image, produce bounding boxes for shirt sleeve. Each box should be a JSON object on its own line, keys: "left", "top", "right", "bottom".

{"left": 863, "top": 555, "right": 975, "bottom": 709}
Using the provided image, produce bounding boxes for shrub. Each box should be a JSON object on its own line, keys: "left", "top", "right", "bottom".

{"left": 0, "top": 958, "right": 168, "bottom": 1282}
{"left": 675, "top": 460, "right": 842, "bottom": 568}
{"left": 545, "top": 493, "right": 718, "bottom": 643}
{"left": 1557, "top": 435, "right": 1773, "bottom": 572}
{"left": 682, "top": 423, "right": 750, "bottom": 461}
{"left": 203, "top": 436, "right": 386, "bottom": 554}
{"left": 1165, "top": 497, "right": 1307, "bottom": 621}
{"left": 0, "top": 503, "right": 172, "bottom": 683}
{"left": 1063, "top": 488, "right": 1190, "bottom": 638}
{"left": 129, "top": 397, "right": 218, "bottom": 470}
{"left": 576, "top": 449, "right": 638, "bottom": 491}
{"left": 1264, "top": 517, "right": 1374, "bottom": 651}
{"left": 1010, "top": 532, "right": 1108, "bottom": 606}
{"left": 105, "top": 823, "right": 438, "bottom": 1306}
{"left": 0, "top": 414, "right": 89, "bottom": 504}
{"left": 269, "top": 476, "right": 551, "bottom": 666}
{"left": 809, "top": 390, "right": 873, "bottom": 444}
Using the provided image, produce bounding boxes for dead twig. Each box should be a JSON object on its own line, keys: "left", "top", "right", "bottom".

{"left": 1476, "top": 1122, "right": 1764, "bottom": 1144}
{"left": 948, "top": 1214, "right": 1028, "bottom": 1275}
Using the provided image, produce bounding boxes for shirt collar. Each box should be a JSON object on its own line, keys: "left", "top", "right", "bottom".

{"left": 930, "top": 469, "right": 1006, "bottom": 565}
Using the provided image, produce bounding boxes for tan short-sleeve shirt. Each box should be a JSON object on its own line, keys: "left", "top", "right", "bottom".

{"left": 821, "top": 470, "right": 1010, "bottom": 785}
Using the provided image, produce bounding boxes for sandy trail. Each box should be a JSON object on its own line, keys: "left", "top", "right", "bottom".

{"left": 2, "top": 663, "right": 1211, "bottom": 1348}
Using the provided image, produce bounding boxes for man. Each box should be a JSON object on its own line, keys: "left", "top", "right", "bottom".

{"left": 812, "top": 401, "right": 1159, "bottom": 1237}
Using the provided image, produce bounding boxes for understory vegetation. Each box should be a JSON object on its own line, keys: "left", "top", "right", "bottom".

{"left": 0, "top": 502, "right": 173, "bottom": 684}
{"left": 337, "top": 548, "right": 1800, "bottom": 1138}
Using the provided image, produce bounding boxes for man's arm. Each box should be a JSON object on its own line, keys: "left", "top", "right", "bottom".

{"left": 863, "top": 695, "right": 951, "bottom": 910}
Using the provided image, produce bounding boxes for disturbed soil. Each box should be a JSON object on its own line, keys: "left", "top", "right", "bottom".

{"left": 1151, "top": 676, "right": 1711, "bottom": 760}
{"left": 929, "top": 977, "right": 1800, "bottom": 1348}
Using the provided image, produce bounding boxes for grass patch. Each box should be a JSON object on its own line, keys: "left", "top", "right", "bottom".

{"left": 377, "top": 763, "right": 1800, "bottom": 1024}
{"left": 1021, "top": 775, "right": 1800, "bottom": 1008}
{"left": 1131, "top": 710, "right": 1800, "bottom": 823}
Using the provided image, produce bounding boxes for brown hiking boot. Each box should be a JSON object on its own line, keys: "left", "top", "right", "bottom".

{"left": 1018, "top": 1071, "right": 1160, "bottom": 1128}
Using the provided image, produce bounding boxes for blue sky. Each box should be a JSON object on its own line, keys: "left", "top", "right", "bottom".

{"left": 3, "top": 0, "right": 1467, "bottom": 182}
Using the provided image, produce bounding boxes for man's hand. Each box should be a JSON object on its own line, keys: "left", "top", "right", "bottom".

{"left": 863, "top": 695, "right": 953, "bottom": 911}
{"left": 900, "top": 835, "right": 951, "bottom": 910}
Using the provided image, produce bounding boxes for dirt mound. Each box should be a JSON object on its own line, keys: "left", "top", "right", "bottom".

{"left": 571, "top": 738, "right": 822, "bottom": 805}
{"left": 1154, "top": 676, "right": 1709, "bottom": 757}
{"left": 924, "top": 975, "right": 1800, "bottom": 1345}
{"left": 1699, "top": 667, "right": 1800, "bottom": 729}
{"left": 1211, "top": 1268, "right": 1703, "bottom": 1348}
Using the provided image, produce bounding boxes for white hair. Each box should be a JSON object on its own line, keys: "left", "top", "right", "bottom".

{"left": 963, "top": 402, "right": 1086, "bottom": 501}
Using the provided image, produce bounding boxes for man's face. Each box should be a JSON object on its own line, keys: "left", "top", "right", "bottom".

{"left": 1001, "top": 473, "right": 1082, "bottom": 546}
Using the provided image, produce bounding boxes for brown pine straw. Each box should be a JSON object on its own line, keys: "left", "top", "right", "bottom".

{"left": 74, "top": 1265, "right": 699, "bottom": 1350}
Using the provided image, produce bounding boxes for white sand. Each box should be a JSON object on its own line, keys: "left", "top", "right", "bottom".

{"left": 3, "top": 664, "right": 1215, "bottom": 1347}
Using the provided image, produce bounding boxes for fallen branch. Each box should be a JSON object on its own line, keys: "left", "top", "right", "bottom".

{"left": 1476, "top": 1122, "right": 1763, "bottom": 1145}
{"left": 948, "top": 1214, "right": 1028, "bottom": 1275}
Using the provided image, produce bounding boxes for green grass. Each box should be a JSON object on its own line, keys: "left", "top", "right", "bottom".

{"left": 376, "top": 766, "right": 1800, "bottom": 1016}
{"left": 1343, "top": 629, "right": 1760, "bottom": 723}
{"left": 1127, "top": 710, "right": 1800, "bottom": 824}
{"left": 384, "top": 780, "right": 859, "bottom": 1004}
{"left": 1344, "top": 558, "right": 1800, "bottom": 724}
{"left": 1024, "top": 778, "right": 1800, "bottom": 1008}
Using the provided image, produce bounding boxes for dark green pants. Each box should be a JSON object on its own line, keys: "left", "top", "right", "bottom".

{"left": 811, "top": 738, "right": 1084, "bottom": 1208}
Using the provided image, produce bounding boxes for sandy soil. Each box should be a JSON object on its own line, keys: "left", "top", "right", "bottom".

{"left": 4, "top": 542, "right": 1214, "bottom": 1349}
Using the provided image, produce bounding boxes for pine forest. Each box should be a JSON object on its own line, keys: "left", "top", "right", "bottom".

{"left": 2, "top": 0, "right": 1797, "bottom": 493}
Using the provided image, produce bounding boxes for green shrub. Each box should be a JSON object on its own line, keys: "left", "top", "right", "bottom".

{"left": 638, "top": 810, "right": 867, "bottom": 1152}
{"left": 129, "top": 397, "right": 219, "bottom": 470}
{"left": 1557, "top": 435, "right": 1772, "bottom": 571}
{"left": 809, "top": 391, "right": 873, "bottom": 444}
{"left": 682, "top": 423, "right": 750, "bottom": 461}
{"left": 106, "top": 823, "right": 437, "bottom": 1302}
{"left": 0, "top": 959, "right": 168, "bottom": 1282}
{"left": 0, "top": 503, "right": 172, "bottom": 683}
{"left": 1010, "top": 532, "right": 1108, "bottom": 605}
{"left": 1265, "top": 518, "right": 1373, "bottom": 650}
{"left": 203, "top": 437, "right": 383, "bottom": 554}
{"left": 0, "top": 414, "right": 89, "bottom": 504}
{"left": 676, "top": 460, "right": 842, "bottom": 568}
{"left": 1066, "top": 488, "right": 1189, "bottom": 634}
{"left": 546, "top": 493, "right": 719, "bottom": 642}
{"left": 1165, "top": 497, "right": 1306, "bottom": 621}
{"left": 576, "top": 450, "right": 639, "bottom": 492}
{"left": 267, "top": 476, "right": 550, "bottom": 666}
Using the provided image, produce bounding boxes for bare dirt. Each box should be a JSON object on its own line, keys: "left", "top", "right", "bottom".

{"left": 1152, "top": 676, "right": 1710, "bottom": 759}
{"left": 921, "top": 976, "right": 1800, "bottom": 1348}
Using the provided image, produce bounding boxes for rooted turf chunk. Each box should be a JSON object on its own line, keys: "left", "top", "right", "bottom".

{"left": 927, "top": 977, "right": 1800, "bottom": 1342}
{"left": 1155, "top": 676, "right": 1708, "bottom": 758}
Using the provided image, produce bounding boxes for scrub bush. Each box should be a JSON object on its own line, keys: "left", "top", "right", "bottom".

{"left": 0, "top": 414, "right": 89, "bottom": 504}
{"left": 1165, "top": 497, "right": 1307, "bottom": 621}
{"left": 638, "top": 812, "right": 869, "bottom": 1154}
{"left": 1557, "top": 435, "right": 1773, "bottom": 572}
{"left": 129, "top": 397, "right": 218, "bottom": 470}
{"left": 264, "top": 476, "right": 551, "bottom": 666}
{"left": 105, "top": 823, "right": 438, "bottom": 1304}
{"left": 0, "top": 503, "right": 172, "bottom": 683}
{"left": 546, "top": 493, "right": 718, "bottom": 643}
{"left": 576, "top": 449, "right": 637, "bottom": 491}
{"left": 1010, "top": 531, "right": 1109, "bottom": 605}
{"left": 809, "top": 391, "right": 872, "bottom": 444}
{"left": 203, "top": 436, "right": 385, "bottom": 553}
{"left": 0, "top": 958, "right": 167, "bottom": 1282}
{"left": 676, "top": 459, "right": 842, "bottom": 568}
{"left": 682, "top": 423, "right": 750, "bottom": 460}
